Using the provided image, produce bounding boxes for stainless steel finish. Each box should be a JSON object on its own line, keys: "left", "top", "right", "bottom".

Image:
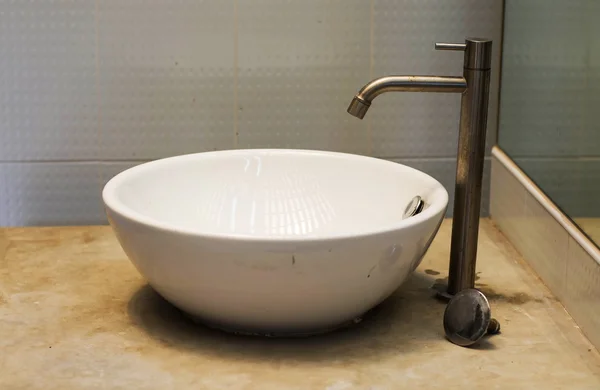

{"left": 443, "top": 289, "right": 500, "bottom": 347}
{"left": 462, "top": 38, "right": 493, "bottom": 70}
{"left": 346, "top": 76, "right": 467, "bottom": 118}
{"left": 347, "top": 96, "right": 370, "bottom": 119}
{"left": 347, "top": 37, "right": 493, "bottom": 297}
{"left": 448, "top": 68, "right": 491, "bottom": 295}
{"left": 435, "top": 39, "right": 492, "bottom": 70}
{"left": 447, "top": 39, "right": 492, "bottom": 295}
{"left": 403, "top": 196, "right": 425, "bottom": 219}
{"left": 434, "top": 42, "right": 467, "bottom": 51}
{"left": 487, "top": 318, "right": 501, "bottom": 335}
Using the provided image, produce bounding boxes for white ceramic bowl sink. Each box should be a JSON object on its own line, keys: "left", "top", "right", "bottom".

{"left": 103, "top": 149, "right": 448, "bottom": 335}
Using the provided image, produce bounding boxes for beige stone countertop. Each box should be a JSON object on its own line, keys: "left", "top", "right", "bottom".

{"left": 1, "top": 219, "right": 600, "bottom": 389}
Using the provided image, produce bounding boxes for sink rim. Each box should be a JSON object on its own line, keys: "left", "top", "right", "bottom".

{"left": 102, "top": 149, "right": 448, "bottom": 243}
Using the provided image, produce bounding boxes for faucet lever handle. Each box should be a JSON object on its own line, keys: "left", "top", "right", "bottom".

{"left": 434, "top": 43, "right": 467, "bottom": 51}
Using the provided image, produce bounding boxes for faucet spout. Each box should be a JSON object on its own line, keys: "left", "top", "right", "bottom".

{"left": 347, "top": 76, "right": 467, "bottom": 119}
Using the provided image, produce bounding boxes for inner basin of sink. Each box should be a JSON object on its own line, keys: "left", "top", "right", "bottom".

{"left": 102, "top": 149, "right": 448, "bottom": 336}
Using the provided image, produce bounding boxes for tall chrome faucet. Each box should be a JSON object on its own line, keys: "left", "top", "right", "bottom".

{"left": 347, "top": 38, "right": 492, "bottom": 297}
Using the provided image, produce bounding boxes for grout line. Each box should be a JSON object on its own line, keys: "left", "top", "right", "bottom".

{"left": 0, "top": 160, "right": 152, "bottom": 165}
{"left": 366, "top": 0, "right": 374, "bottom": 156}
{"left": 233, "top": 0, "right": 239, "bottom": 149}
{"left": 383, "top": 156, "right": 492, "bottom": 162}
{"left": 369, "top": 0, "right": 374, "bottom": 79}
{"left": 93, "top": 0, "right": 103, "bottom": 192}
{"left": 0, "top": 156, "right": 494, "bottom": 164}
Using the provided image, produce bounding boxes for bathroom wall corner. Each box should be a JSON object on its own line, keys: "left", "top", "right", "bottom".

{"left": 490, "top": 145, "right": 600, "bottom": 352}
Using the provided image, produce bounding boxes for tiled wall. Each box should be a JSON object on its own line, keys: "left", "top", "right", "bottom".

{"left": 499, "top": 0, "right": 600, "bottom": 217}
{"left": 0, "top": 0, "right": 503, "bottom": 226}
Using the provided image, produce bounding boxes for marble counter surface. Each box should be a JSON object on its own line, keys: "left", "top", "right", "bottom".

{"left": 1, "top": 219, "right": 600, "bottom": 389}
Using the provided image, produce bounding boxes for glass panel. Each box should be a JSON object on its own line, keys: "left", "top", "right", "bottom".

{"left": 499, "top": 0, "right": 600, "bottom": 245}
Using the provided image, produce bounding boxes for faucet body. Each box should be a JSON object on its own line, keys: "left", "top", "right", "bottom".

{"left": 347, "top": 38, "right": 493, "bottom": 296}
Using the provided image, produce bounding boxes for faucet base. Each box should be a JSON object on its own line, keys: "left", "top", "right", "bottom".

{"left": 431, "top": 282, "right": 455, "bottom": 302}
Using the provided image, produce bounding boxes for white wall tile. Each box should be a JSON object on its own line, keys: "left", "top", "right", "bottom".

{"left": 371, "top": 0, "right": 503, "bottom": 158}
{"left": 236, "top": 0, "right": 370, "bottom": 154}
{"left": 0, "top": 162, "right": 103, "bottom": 226}
{"left": 0, "top": 161, "right": 154, "bottom": 227}
{"left": 101, "top": 161, "right": 146, "bottom": 189}
{"left": 97, "top": 0, "right": 236, "bottom": 160}
{"left": 0, "top": 1, "right": 502, "bottom": 226}
{"left": 0, "top": 0, "right": 98, "bottom": 160}
{"left": 388, "top": 157, "right": 491, "bottom": 217}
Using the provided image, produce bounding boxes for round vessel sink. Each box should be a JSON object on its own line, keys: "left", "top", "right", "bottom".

{"left": 103, "top": 149, "right": 448, "bottom": 336}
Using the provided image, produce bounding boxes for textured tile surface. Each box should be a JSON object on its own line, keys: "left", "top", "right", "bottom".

{"left": 236, "top": 0, "right": 370, "bottom": 154}
{"left": 0, "top": 163, "right": 103, "bottom": 226}
{"left": 565, "top": 237, "right": 600, "bottom": 351}
{"left": 0, "top": 1, "right": 503, "bottom": 226}
{"left": 371, "top": 0, "right": 503, "bottom": 158}
{"left": 101, "top": 161, "right": 146, "bottom": 187}
{"left": 0, "top": 162, "right": 153, "bottom": 227}
{"left": 490, "top": 156, "right": 528, "bottom": 253}
{"left": 390, "top": 157, "right": 491, "bottom": 217}
{"left": 0, "top": 1, "right": 98, "bottom": 160}
{"left": 519, "top": 195, "right": 569, "bottom": 301}
{"left": 97, "top": 0, "right": 236, "bottom": 159}
{"left": 2, "top": 220, "right": 600, "bottom": 388}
